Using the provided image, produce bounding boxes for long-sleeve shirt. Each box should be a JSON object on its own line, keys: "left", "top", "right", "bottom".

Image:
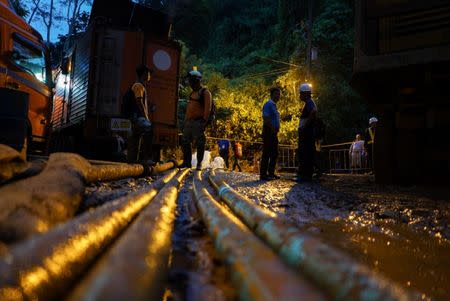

{"left": 185, "top": 87, "right": 212, "bottom": 121}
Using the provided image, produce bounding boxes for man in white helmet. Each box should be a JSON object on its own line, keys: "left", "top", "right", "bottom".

{"left": 180, "top": 69, "right": 212, "bottom": 170}
{"left": 364, "top": 117, "right": 378, "bottom": 173}
{"left": 296, "top": 83, "right": 317, "bottom": 182}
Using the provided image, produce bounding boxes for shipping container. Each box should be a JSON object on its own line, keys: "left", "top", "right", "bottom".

{"left": 51, "top": 0, "right": 180, "bottom": 160}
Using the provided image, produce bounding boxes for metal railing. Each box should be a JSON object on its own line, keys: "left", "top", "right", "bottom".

{"left": 204, "top": 137, "right": 371, "bottom": 174}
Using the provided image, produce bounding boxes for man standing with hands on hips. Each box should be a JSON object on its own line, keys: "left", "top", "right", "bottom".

{"left": 180, "top": 69, "right": 212, "bottom": 170}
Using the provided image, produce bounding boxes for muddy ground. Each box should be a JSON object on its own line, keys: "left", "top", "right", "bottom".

{"left": 81, "top": 171, "right": 450, "bottom": 300}
{"left": 219, "top": 171, "right": 450, "bottom": 301}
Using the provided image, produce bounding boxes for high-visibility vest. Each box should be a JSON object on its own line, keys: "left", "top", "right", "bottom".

{"left": 368, "top": 128, "right": 375, "bottom": 145}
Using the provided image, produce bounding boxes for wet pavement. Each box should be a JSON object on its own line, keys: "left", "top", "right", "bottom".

{"left": 167, "top": 173, "right": 236, "bottom": 301}
{"left": 80, "top": 176, "right": 156, "bottom": 211}
{"left": 5, "top": 169, "right": 447, "bottom": 300}
{"left": 219, "top": 171, "right": 450, "bottom": 301}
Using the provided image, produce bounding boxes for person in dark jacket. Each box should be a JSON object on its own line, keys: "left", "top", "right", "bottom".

{"left": 296, "top": 83, "right": 317, "bottom": 182}
{"left": 260, "top": 87, "right": 281, "bottom": 181}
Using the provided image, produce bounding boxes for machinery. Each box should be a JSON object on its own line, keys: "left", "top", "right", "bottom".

{"left": 352, "top": 0, "right": 450, "bottom": 184}
{"left": 51, "top": 0, "right": 181, "bottom": 160}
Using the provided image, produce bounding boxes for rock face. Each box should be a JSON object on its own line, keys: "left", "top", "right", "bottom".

{"left": 0, "top": 153, "right": 91, "bottom": 243}
{"left": 0, "top": 144, "right": 30, "bottom": 184}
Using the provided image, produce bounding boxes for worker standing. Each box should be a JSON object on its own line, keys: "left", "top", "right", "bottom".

{"left": 350, "top": 134, "right": 365, "bottom": 172}
{"left": 364, "top": 117, "right": 378, "bottom": 173}
{"left": 123, "top": 64, "right": 153, "bottom": 164}
{"left": 232, "top": 139, "right": 243, "bottom": 172}
{"left": 260, "top": 87, "right": 281, "bottom": 181}
{"left": 296, "top": 83, "right": 317, "bottom": 182}
{"left": 180, "top": 69, "right": 212, "bottom": 170}
{"left": 218, "top": 139, "right": 231, "bottom": 169}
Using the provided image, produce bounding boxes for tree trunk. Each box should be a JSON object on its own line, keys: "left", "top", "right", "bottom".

{"left": 46, "top": 0, "right": 54, "bottom": 43}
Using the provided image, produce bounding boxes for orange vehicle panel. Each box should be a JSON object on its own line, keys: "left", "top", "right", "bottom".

{"left": 0, "top": 0, "right": 52, "bottom": 143}
{"left": 146, "top": 41, "right": 180, "bottom": 126}
{"left": 119, "top": 31, "right": 145, "bottom": 102}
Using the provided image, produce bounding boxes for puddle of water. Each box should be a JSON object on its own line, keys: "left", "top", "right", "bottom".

{"left": 300, "top": 218, "right": 450, "bottom": 301}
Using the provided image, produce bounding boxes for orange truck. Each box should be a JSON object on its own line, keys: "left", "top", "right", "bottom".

{"left": 0, "top": 0, "right": 52, "bottom": 154}
{"left": 50, "top": 0, "right": 180, "bottom": 161}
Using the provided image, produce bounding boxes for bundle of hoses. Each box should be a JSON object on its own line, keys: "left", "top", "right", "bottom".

{"left": 208, "top": 169, "right": 422, "bottom": 301}
{"left": 0, "top": 168, "right": 190, "bottom": 301}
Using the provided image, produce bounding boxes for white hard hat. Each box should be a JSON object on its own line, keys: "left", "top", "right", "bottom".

{"left": 188, "top": 70, "right": 202, "bottom": 79}
{"left": 369, "top": 117, "right": 378, "bottom": 124}
{"left": 299, "top": 83, "right": 312, "bottom": 93}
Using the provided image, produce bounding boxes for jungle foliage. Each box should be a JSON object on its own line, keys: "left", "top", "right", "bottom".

{"left": 174, "top": 0, "right": 370, "bottom": 145}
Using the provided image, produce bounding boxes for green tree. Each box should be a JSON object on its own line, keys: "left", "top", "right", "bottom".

{"left": 11, "top": 0, "right": 29, "bottom": 17}
{"left": 175, "top": 0, "right": 369, "bottom": 145}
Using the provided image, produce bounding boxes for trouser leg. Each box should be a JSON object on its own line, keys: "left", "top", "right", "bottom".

{"left": 297, "top": 129, "right": 302, "bottom": 176}
{"left": 233, "top": 157, "right": 242, "bottom": 172}
{"left": 261, "top": 128, "right": 276, "bottom": 177}
{"left": 192, "top": 120, "right": 206, "bottom": 168}
{"left": 182, "top": 143, "right": 192, "bottom": 167}
{"left": 181, "top": 121, "right": 194, "bottom": 168}
{"left": 127, "top": 134, "right": 139, "bottom": 163}
{"left": 129, "top": 118, "right": 153, "bottom": 163}
{"left": 268, "top": 135, "right": 278, "bottom": 176}
{"left": 220, "top": 151, "right": 229, "bottom": 169}
{"left": 367, "top": 147, "right": 373, "bottom": 171}
{"left": 315, "top": 151, "right": 323, "bottom": 176}
{"left": 298, "top": 129, "right": 314, "bottom": 179}
{"left": 305, "top": 147, "right": 315, "bottom": 179}
{"left": 141, "top": 128, "right": 153, "bottom": 161}
{"left": 260, "top": 140, "right": 270, "bottom": 177}
{"left": 303, "top": 138, "right": 315, "bottom": 179}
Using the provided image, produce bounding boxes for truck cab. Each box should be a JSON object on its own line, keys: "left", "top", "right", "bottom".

{"left": 0, "top": 0, "right": 52, "bottom": 155}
